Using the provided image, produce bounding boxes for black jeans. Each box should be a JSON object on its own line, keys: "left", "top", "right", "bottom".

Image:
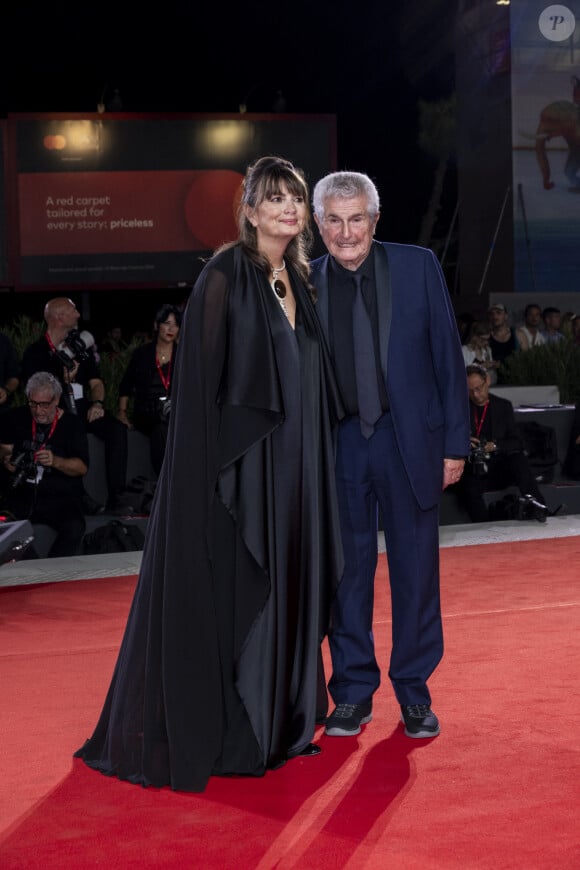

{"left": 133, "top": 413, "right": 168, "bottom": 476}
{"left": 86, "top": 413, "right": 129, "bottom": 505}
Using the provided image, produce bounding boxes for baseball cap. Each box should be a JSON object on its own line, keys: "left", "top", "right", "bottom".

{"left": 488, "top": 303, "right": 507, "bottom": 313}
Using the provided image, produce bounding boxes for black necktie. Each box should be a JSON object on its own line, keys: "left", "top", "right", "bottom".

{"left": 352, "top": 274, "right": 382, "bottom": 438}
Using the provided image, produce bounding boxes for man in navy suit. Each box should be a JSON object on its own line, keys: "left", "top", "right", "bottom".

{"left": 310, "top": 171, "right": 470, "bottom": 739}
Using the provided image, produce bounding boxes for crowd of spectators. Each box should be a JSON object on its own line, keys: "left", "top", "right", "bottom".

{"left": 2, "top": 293, "right": 580, "bottom": 551}
{"left": 457, "top": 301, "right": 580, "bottom": 376}
{"left": 0, "top": 298, "right": 182, "bottom": 556}
{"left": 451, "top": 300, "right": 580, "bottom": 523}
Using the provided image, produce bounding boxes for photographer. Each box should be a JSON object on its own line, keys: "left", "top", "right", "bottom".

{"left": 455, "top": 364, "right": 548, "bottom": 522}
{"left": 21, "top": 297, "right": 130, "bottom": 514}
{"left": 117, "top": 304, "right": 181, "bottom": 475}
{"left": 0, "top": 372, "right": 88, "bottom": 557}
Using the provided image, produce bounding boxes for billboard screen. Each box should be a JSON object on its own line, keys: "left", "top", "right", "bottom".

{"left": 6, "top": 113, "right": 336, "bottom": 290}
{"left": 511, "top": 2, "right": 580, "bottom": 293}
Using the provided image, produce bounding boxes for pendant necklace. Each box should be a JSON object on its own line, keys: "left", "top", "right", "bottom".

{"left": 271, "top": 259, "right": 288, "bottom": 317}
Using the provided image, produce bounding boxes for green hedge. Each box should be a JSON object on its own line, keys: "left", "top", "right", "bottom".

{"left": 6, "top": 316, "right": 579, "bottom": 409}
{"left": 498, "top": 339, "right": 580, "bottom": 404}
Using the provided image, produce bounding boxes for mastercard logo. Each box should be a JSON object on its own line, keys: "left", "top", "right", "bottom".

{"left": 184, "top": 170, "right": 244, "bottom": 249}
{"left": 43, "top": 135, "right": 67, "bottom": 150}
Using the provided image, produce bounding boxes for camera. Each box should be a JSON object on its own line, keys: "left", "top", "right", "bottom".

{"left": 157, "top": 396, "right": 171, "bottom": 420}
{"left": 10, "top": 445, "right": 39, "bottom": 489}
{"left": 468, "top": 443, "right": 491, "bottom": 478}
{"left": 56, "top": 330, "right": 95, "bottom": 371}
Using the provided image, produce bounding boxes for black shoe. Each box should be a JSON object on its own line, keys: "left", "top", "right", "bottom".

{"left": 280, "top": 742, "right": 321, "bottom": 765}
{"left": 325, "top": 702, "right": 372, "bottom": 737}
{"left": 400, "top": 704, "right": 440, "bottom": 738}
{"left": 518, "top": 494, "right": 548, "bottom": 523}
{"left": 296, "top": 742, "right": 321, "bottom": 757}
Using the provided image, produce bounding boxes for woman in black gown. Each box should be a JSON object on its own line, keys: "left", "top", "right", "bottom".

{"left": 74, "top": 155, "right": 344, "bottom": 792}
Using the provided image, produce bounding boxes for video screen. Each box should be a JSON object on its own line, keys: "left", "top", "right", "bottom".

{"left": 7, "top": 114, "right": 336, "bottom": 290}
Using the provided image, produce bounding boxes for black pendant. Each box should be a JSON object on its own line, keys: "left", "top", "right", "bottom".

{"left": 273, "top": 279, "right": 287, "bottom": 300}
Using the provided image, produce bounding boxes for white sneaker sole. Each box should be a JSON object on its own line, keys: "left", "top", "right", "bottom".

{"left": 325, "top": 713, "right": 373, "bottom": 737}
{"left": 400, "top": 712, "right": 440, "bottom": 738}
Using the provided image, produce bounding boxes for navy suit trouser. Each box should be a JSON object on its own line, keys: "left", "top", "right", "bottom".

{"left": 329, "top": 412, "right": 443, "bottom": 708}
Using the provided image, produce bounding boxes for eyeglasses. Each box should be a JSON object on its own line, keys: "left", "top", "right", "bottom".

{"left": 28, "top": 399, "right": 56, "bottom": 409}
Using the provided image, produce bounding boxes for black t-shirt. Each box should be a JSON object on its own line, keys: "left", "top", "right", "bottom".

{"left": 489, "top": 329, "right": 517, "bottom": 363}
{"left": 118, "top": 341, "right": 177, "bottom": 418}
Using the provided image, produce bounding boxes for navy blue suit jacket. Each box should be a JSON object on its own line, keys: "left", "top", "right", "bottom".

{"left": 311, "top": 241, "right": 471, "bottom": 510}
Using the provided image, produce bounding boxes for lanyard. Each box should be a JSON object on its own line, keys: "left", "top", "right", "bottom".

{"left": 155, "top": 355, "right": 172, "bottom": 393}
{"left": 32, "top": 414, "right": 58, "bottom": 454}
{"left": 473, "top": 402, "right": 489, "bottom": 438}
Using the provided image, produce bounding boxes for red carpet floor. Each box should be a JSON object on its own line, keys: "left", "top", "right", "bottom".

{"left": 1, "top": 537, "right": 579, "bottom": 869}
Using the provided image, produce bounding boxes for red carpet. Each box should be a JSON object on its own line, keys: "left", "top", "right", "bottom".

{"left": 1, "top": 538, "right": 579, "bottom": 868}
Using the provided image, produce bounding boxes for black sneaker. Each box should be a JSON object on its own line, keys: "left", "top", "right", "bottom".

{"left": 400, "top": 704, "right": 440, "bottom": 738}
{"left": 324, "top": 702, "right": 372, "bottom": 737}
{"left": 518, "top": 494, "right": 548, "bottom": 523}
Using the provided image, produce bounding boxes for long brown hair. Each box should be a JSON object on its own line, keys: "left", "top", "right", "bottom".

{"left": 215, "top": 155, "right": 315, "bottom": 297}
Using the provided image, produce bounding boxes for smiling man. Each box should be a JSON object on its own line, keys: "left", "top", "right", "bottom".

{"left": 310, "top": 170, "right": 470, "bottom": 741}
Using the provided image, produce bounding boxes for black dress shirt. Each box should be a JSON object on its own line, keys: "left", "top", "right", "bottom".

{"left": 327, "top": 255, "right": 388, "bottom": 416}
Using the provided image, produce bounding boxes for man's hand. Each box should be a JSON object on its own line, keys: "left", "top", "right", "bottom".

{"left": 87, "top": 404, "right": 105, "bottom": 423}
{"left": 443, "top": 458, "right": 465, "bottom": 489}
{"left": 63, "top": 361, "right": 80, "bottom": 382}
{"left": 2, "top": 453, "right": 16, "bottom": 472}
{"left": 35, "top": 448, "right": 59, "bottom": 468}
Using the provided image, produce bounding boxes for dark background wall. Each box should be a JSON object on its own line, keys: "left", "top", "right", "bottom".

{"left": 455, "top": 2, "right": 513, "bottom": 312}
{"left": 2, "top": 1, "right": 464, "bottom": 339}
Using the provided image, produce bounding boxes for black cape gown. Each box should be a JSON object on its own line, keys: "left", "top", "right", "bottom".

{"left": 74, "top": 245, "right": 344, "bottom": 792}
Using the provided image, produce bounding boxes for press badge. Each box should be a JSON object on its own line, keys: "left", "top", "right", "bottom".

{"left": 72, "top": 383, "right": 84, "bottom": 399}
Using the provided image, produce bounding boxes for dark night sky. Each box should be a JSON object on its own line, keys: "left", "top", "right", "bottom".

{"left": 3, "top": 1, "right": 458, "bottom": 331}
{"left": 5, "top": 1, "right": 458, "bottom": 242}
